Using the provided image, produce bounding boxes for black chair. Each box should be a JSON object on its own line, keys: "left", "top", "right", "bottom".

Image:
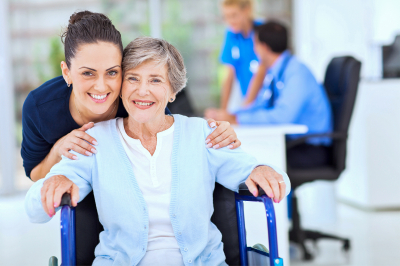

{"left": 167, "top": 88, "right": 196, "bottom": 116}
{"left": 286, "top": 56, "right": 361, "bottom": 260}
{"left": 53, "top": 184, "right": 279, "bottom": 266}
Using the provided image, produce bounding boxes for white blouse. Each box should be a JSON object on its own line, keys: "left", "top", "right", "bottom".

{"left": 116, "top": 118, "right": 184, "bottom": 266}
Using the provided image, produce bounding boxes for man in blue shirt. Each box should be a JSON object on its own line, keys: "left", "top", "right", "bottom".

{"left": 206, "top": 21, "right": 333, "bottom": 167}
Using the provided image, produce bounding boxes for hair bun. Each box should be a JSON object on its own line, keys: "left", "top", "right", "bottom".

{"left": 69, "top": 11, "right": 94, "bottom": 25}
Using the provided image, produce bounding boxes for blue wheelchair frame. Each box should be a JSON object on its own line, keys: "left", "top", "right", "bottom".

{"left": 56, "top": 193, "right": 283, "bottom": 266}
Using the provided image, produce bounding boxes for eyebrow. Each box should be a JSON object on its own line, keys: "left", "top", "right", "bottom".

{"left": 79, "top": 66, "right": 97, "bottom": 71}
{"left": 149, "top": 74, "right": 164, "bottom": 78}
{"left": 125, "top": 73, "right": 165, "bottom": 78}
{"left": 106, "top": 65, "right": 121, "bottom": 71}
{"left": 78, "top": 65, "right": 121, "bottom": 72}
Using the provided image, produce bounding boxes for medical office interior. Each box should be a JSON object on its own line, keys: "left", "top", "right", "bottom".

{"left": 1, "top": 0, "right": 400, "bottom": 265}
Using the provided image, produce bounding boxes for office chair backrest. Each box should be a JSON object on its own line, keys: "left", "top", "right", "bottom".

{"left": 323, "top": 56, "right": 361, "bottom": 172}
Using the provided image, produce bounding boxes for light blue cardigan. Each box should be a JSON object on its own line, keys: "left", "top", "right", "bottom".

{"left": 25, "top": 115, "right": 290, "bottom": 266}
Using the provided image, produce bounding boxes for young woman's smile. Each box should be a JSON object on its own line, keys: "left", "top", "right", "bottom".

{"left": 88, "top": 92, "right": 111, "bottom": 103}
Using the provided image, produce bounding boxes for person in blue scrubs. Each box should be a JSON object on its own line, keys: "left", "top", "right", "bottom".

{"left": 207, "top": 21, "right": 333, "bottom": 167}
{"left": 205, "top": 0, "right": 262, "bottom": 116}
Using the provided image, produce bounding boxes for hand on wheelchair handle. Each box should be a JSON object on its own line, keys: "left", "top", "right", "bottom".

{"left": 245, "top": 166, "right": 286, "bottom": 203}
{"left": 41, "top": 175, "right": 79, "bottom": 218}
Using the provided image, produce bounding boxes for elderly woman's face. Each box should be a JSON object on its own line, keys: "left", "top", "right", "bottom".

{"left": 121, "top": 60, "right": 174, "bottom": 124}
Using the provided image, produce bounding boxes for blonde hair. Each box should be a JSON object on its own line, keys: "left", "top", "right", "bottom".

{"left": 222, "top": 0, "right": 253, "bottom": 10}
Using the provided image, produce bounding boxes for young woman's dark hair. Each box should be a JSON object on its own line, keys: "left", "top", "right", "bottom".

{"left": 61, "top": 11, "right": 123, "bottom": 68}
{"left": 254, "top": 21, "right": 288, "bottom": 53}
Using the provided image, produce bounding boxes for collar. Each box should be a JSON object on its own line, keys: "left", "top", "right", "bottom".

{"left": 268, "top": 50, "right": 291, "bottom": 79}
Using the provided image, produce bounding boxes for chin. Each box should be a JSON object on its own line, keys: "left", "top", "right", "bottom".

{"left": 131, "top": 112, "right": 156, "bottom": 124}
{"left": 90, "top": 104, "right": 115, "bottom": 116}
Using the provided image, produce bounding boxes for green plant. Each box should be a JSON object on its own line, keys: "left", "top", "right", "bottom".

{"left": 48, "top": 37, "right": 65, "bottom": 77}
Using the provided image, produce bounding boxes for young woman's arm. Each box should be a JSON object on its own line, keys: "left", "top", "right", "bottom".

{"left": 30, "top": 123, "right": 97, "bottom": 181}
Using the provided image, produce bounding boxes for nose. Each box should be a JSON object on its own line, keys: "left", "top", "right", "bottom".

{"left": 137, "top": 81, "right": 149, "bottom": 96}
{"left": 95, "top": 76, "right": 107, "bottom": 93}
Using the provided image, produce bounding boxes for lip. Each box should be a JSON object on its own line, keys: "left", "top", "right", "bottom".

{"left": 132, "top": 100, "right": 155, "bottom": 110}
{"left": 88, "top": 93, "right": 110, "bottom": 103}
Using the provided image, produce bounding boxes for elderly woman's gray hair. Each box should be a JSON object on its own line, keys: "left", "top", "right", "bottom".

{"left": 122, "top": 36, "right": 188, "bottom": 94}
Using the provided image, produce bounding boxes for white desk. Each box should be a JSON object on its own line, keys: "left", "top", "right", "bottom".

{"left": 233, "top": 124, "right": 308, "bottom": 265}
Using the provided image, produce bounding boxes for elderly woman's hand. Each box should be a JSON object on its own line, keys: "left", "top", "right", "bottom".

{"left": 41, "top": 175, "right": 79, "bottom": 217}
{"left": 245, "top": 166, "right": 286, "bottom": 203}
{"left": 205, "top": 119, "right": 241, "bottom": 149}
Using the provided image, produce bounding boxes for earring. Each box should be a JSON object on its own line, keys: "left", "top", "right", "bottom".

{"left": 170, "top": 97, "right": 175, "bottom": 102}
{"left": 67, "top": 83, "right": 71, "bottom": 87}
{"left": 120, "top": 94, "right": 122, "bottom": 98}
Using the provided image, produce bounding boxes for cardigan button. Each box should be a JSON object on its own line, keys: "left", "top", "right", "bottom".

{"left": 184, "top": 248, "right": 188, "bottom": 252}
{"left": 188, "top": 259, "right": 192, "bottom": 263}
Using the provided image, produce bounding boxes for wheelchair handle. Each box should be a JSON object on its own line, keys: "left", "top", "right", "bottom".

{"left": 61, "top": 193, "right": 72, "bottom": 207}
{"left": 238, "top": 183, "right": 266, "bottom": 197}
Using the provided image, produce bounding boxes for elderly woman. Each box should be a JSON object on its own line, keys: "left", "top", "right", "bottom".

{"left": 25, "top": 37, "right": 290, "bottom": 266}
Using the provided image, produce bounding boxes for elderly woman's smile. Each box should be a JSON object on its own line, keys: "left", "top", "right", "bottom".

{"left": 133, "top": 100, "right": 155, "bottom": 108}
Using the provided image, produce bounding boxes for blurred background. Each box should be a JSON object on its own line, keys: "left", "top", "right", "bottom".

{"left": 1, "top": 0, "right": 400, "bottom": 265}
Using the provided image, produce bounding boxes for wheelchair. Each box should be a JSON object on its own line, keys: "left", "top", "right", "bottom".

{"left": 48, "top": 183, "right": 284, "bottom": 266}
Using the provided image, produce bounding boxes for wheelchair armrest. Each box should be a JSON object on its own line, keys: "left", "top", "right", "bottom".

{"left": 238, "top": 182, "right": 266, "bottom": 197}
{"left": 286, "top": 132, "right": 348, "bottom": 149}
{"left": 61, "top": 193, "right": 72, "bottom": 207}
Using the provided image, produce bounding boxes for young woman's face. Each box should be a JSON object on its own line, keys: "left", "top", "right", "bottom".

{"left": 64, "top": 42, "right": 123, "bottom": 115}
{"left": 222, "top": 5, "right": 251, "bottom": 33}
{"left": 121, "top": 60, "right": 175, "bottom": 124}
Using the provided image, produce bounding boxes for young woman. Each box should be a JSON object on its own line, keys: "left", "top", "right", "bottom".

{"left": 21, "top": 11, "right": 243, "bottom": 261}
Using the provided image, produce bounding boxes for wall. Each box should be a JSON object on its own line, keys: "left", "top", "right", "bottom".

{"left": 292, "top": 0, "right": 400, "bottom": 81}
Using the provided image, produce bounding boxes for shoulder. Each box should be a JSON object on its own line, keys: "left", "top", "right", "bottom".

{"left": 85, "top": 119, "right": 116, "bottom": 139}
{"left": 253, "top": 19, "right": 264, "bottom": 26}
{"left": 224, "top": 29, "right": 237, "bottom": 42}
{"left": 173, "top": 115, "right": 213, "bottom": 138}
{"left": 28, "top": 76, "right": 70, "bottom": 106}
{"left": 287, "top": 56, "right": 313, "bottom": 76}
{"left": 286, "top": 56, "right": 318, "bottom": 82}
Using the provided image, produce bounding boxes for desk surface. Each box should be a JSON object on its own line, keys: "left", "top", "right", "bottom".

{"left": 233, "top": 124, "right": 308, "bottom": 136}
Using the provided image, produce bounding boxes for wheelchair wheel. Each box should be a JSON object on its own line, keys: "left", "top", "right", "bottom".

{"left": 48, "top": 256, "right": 58, "bottom": 266}
{"left": 252, "top": 243, "right": 269, "bottom": 253}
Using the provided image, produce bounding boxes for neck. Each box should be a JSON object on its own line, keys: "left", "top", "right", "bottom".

{"left": 124, "top": 114, "right": 173, "bottom": 140}
{"left": 242, "top": 19, "right": 253, "bottom": 37}
{"left": 264, "top": 52, "right": 282, "bottom": 69}
{"left": 70, "top": 91, "right": 118, "bottom": 125}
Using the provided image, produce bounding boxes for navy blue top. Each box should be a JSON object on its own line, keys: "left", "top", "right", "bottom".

{"left": 21, "top": 76, "right": 171, "bottom": 178}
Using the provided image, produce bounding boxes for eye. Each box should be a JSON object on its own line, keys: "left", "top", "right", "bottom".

{"left": 151, "top": 78, "right": 161, "bottom": 83}
{"left": 108, "top": 70, "right": 118, "bottom": 76}
{"left": 82, "top": 71, "right": 93, "bottom": 76}
{"left": 128, "top": 76, "right": 139, "bottom": 82}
